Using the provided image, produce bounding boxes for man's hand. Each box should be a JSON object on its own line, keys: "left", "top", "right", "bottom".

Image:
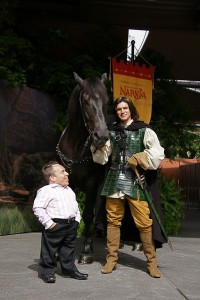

{"left": 127, "top": 156, "right": 138, "bottom": 170}
{"left": 90, "top": 140, "right": 111, "bottom": 165}
{"left": 127, "top": 152, "right": 149, "bottom": 170}
{"left": 136, "top": 174, "right": 146, "bottom": 186}
{"left": 49, "top": 223, "right": 56, "bottom": 229}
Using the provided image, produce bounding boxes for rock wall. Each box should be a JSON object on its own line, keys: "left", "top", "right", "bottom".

{"left": 0, "top": 80, "right": 57, "bottom": 154}
{"left": 0, "top": 80, "right": 59, "bottom": 203}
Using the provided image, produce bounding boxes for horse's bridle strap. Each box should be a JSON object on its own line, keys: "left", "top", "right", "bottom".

{"left": 79, "top": 91, "right": 91, "bottom": 134}
{"left": 56, "top": 89, "right": 93, "bottom": 171}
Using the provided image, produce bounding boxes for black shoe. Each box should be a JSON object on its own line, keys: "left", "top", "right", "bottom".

{"left": 41, "top": 274, "right": 56, "bottom": 283}
{"left": 63, "top": 270, "right": 88, "bottom": 280}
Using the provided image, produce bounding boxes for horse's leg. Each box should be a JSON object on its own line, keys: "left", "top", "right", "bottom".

{"left": 78, "top": 187, "right": 96, "bottom": 264}
{"left": 94, "top": 165, "right": 108, "bottom": 237}
{"left": 94, "top": 195, "right": 107, "bottom": 237}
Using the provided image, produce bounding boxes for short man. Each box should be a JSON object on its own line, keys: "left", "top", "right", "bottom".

{"left": 33, "top": 161, "right": 88, "bottom": 283}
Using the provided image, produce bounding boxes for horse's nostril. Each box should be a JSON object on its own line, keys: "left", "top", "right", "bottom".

{"left": 93, "top": 132, "right": 98, "bottom": 139}
{"left": 92, "top": 132, "right": 109, "bottom": 148}
{"left": 93, "top": 132, "right": 109, "bottom": 143}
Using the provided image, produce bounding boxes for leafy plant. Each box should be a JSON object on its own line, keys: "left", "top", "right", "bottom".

{"left": 76, "top": 191, "right": 86, "bottom": 236}
{"left": 158, "top": 174, "right": 185, "bottom": 235}
{"left": 138, "top": 48, "right": 200, "bottom": 159}
{"left": 0, "top": 29, "right": 32, "bottom": 86}
{"left": 0, "top": 204, "right": 42, "bottom": 235}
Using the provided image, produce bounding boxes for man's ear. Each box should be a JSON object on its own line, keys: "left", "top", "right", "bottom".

{"left": 49, "top": 174, "right": 56, "bottom": 183}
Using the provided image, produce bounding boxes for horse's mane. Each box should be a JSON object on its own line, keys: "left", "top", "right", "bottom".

{"left": 67, "top": 85, "right": 82, "bottom": 122}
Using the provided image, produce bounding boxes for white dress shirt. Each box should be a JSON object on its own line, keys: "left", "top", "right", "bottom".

{"left": 33, "top": 184, "right": 81, "bottom": 229}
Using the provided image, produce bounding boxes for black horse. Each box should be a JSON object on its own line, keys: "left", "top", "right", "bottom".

{"left": 56, "top": 72, "right": 109, "bottom": 264}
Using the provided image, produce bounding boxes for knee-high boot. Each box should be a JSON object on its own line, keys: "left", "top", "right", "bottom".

{"left": 140, "top": 227, "right": 161, "bottom": 278}
{"left": 101, "top": 226, "right": 120, "bottom": 274}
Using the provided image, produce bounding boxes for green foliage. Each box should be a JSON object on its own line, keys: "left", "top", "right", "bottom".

{"left": 0, "top": 204, "right": 42, "bottom": 235}
{"left": 152, "top": 114, "right": 200, "bottom": 159}
{"left": 151, "top": 79, "right": 199, "bottom": 158}
{"left": 76, "top": 191, "right": 99, "bottom": 237}
{"left": 0, "top": 29, "right": 32, "bottom": 86}
{"left": 140, "top": 48, "right": 200, "bottom": 159}
{"left": 0, "top": 0, "right": 18, "bottom": 27}
{"left": 158, "top": 174, "right": 185, "bottom": 235}
{"left": 76, "top": 191, "right": 87, "bottom": 236}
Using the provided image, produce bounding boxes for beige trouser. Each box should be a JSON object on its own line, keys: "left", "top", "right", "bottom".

{"left": 106, "top": 195, "right": 152, "bottom": 230}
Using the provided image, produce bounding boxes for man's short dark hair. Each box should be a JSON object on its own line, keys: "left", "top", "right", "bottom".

{"left": 42, "top": 161, "right": 59, "bottom": 183}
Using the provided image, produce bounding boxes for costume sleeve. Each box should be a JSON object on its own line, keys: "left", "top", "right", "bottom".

{"left": 143, "top": 128, "right": 165, "bottom": 170}
{"left": 90, "top": 139, "right": 112, "bottom": 165}
{"left": 32, "top": 188, "right": 54, "bottom": 229}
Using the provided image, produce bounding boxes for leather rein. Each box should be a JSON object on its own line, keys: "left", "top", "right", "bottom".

{"left": 56, "top": 91, "right": 93, "bottom": 171}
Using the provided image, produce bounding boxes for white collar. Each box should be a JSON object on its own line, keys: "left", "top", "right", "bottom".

{"left": 121, "top": 119, "right": 133, "bottom": 128}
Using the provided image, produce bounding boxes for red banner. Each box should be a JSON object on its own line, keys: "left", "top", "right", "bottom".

{"left": 112, "top": 58, "right": 154, "bottom": 124}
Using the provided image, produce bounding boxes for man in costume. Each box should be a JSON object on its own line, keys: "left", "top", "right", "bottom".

{"left": 91, "top": 96, "right": 166, "bottom": 278}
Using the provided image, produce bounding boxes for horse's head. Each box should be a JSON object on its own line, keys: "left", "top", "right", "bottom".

{"left": 73, "top": 72, "right": 109, "bottom": 148}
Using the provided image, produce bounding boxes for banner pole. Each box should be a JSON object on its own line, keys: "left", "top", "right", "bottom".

{"left": 131, "top": 40, "right": 135, "bottom": 64}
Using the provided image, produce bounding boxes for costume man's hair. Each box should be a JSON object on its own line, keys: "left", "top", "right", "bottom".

{"left": 114, "top": 97, "right": 139, "bottom": 121}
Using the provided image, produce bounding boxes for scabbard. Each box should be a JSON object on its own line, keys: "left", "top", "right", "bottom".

{"left": 135, "top": 169, "right": 173, "bottom": 251}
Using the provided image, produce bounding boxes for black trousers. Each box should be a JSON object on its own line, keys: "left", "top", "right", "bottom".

{"left": 39, "top": 221, "right": 79, "bottom": 276}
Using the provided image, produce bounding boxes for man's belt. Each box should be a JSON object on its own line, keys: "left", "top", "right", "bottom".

{"left": 52, "top": 217, "right": 75, "bottom": 224}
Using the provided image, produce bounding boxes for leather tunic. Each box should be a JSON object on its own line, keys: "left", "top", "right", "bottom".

{"left": 101, "top": 128, "right": 146, "bottom": 199}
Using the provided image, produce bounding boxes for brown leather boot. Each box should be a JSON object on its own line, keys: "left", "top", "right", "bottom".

{"left": 140, "top": 228, "right": 161, "bottom": 278}
{"left": 101, "top": 226, "right": 120, "bottom": 274}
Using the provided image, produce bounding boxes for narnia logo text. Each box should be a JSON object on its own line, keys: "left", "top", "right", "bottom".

{"left": 120, "top": 85, "right": 146, "bottom": 100}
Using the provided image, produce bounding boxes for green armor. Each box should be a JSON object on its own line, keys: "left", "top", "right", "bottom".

{"left": 101, "top": 128, "right": 146, "bottom": 199}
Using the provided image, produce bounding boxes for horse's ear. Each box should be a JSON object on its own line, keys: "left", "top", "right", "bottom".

{"left": 101, "top": 73, "right": 107, "bottom": 83}
{"left": 73, "top": 72, "right": 84, "bottom": 86}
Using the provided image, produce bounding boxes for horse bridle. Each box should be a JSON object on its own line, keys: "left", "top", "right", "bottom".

{"left": 56, "top": 90, "right": 93, "bottom": 171}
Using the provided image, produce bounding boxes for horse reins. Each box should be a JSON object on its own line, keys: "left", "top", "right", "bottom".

{"left": 56, "top": 90, "right": 93, "bottom": 172}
